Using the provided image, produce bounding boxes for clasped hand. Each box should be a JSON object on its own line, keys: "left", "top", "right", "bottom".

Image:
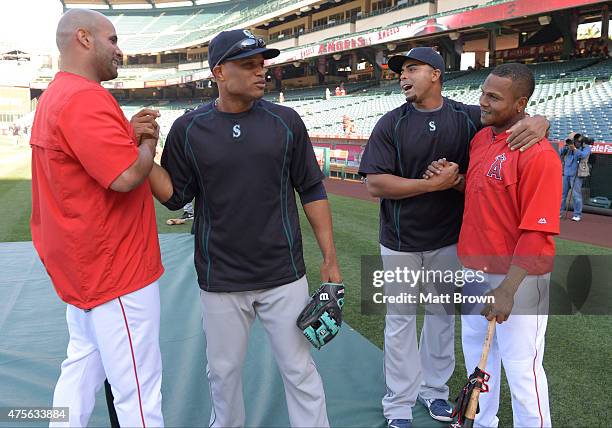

{"left": 421, "top": 158, "right": 462, "bottom": 191}
{"left": 131, "top": 108, "right": 160, "bottom": 143}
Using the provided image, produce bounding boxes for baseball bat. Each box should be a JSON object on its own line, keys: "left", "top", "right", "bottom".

{"left": 462, "top": 319, "right": 496, "bottom": 428}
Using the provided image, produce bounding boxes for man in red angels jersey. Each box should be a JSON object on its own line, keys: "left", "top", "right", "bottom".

{"left": 30, "top": 9, "right": 164, "bottom": 427}
{"left": 457, "top": 63, "right": 561, "bottom": 427}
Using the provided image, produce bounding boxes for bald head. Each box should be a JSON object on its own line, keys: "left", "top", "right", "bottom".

{"left": 56, "top": 9, "right": 122, "bottom": 82}
{"left": 56, "top": 9, "right": 111, "bottom": 54}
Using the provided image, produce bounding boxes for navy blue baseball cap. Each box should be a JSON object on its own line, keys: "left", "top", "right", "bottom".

{"left": 388, "top": 47, "right": 445, "bottom": 82}
{"left": 208, "top": 29, "right": 280, "bottom": 69}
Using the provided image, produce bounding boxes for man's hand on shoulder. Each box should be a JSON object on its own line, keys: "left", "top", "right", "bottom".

{"left": 506, "top": 115, "right": 549, "bottom": 152}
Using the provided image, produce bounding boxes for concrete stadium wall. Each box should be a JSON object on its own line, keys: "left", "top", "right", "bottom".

{"left": 311, "top": 1, "right": 367, "bottom": 22}
{"left": 355, "top": 2, "right": 437, "bottom": 33}
{"left": 0, "top": 86, "right": 32, "bottom": 123}
{"left": 300, "top": 23, "right": 356, "bottom": 46}
{"left": 437, "top": 0, "right": 489, "bottom": 14}
{"left": 268, "top": 37, "right": 299, "bottom": 51}
{"left": 463, "top": 34, "right": 519, "bottom": 52}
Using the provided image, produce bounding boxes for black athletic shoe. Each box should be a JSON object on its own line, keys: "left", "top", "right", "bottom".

{"left": 180, "top": 211, "right": 194, "bottom": 220}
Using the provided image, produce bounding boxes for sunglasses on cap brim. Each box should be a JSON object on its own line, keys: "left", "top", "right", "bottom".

{"left": 214, "top": 37, "right": 267, "bottom": 68}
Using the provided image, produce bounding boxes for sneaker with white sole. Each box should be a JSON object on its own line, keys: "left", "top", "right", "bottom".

{"left": 387, "top": 419, "right": 412, "bottom": 428}
{"left": 180, "top": 211, "right": 194, "bottom": 221}
{"left": 417, "top": 396, "right": 454, "bottom": 422}
{"left": 571, "top": 215, "right": 581, "bottom": 222}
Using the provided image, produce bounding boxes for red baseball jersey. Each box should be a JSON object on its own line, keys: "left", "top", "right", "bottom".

{"left": 458, "top": 127, "right": 562, "bottom": 274}
{"left": 30, "top": 72, "right": 163, "bottom": 309}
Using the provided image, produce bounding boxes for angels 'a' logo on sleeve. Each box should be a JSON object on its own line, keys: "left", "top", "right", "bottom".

{"left": 486, "top": 153, "right": 506, "bottom": 181}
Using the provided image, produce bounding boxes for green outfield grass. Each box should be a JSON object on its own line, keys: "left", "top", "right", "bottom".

{"left": 1, "top": 141, "right": 611, "bottom": 427}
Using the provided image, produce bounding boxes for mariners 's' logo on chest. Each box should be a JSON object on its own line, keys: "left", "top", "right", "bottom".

{"left": 486, "top": 153, "right": 506, "bottom": 181}
{"left": 232, "top": 124, "right": 241, "bottom": 139}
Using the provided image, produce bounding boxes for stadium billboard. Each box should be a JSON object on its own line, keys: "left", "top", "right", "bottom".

{"left": 495, "top": 42, "right": 565, "bottom": 61}
{"left": 191, "top": 70, "right": 209, "bottom": 81}
{"left": 144, "top": 80, "right": 166, "bottom": 88}
{"left": 591, "top": 142, "right": 612, "bottom": 155}
{"left": 166, "top": 77, "right": 181, "bottom": 86}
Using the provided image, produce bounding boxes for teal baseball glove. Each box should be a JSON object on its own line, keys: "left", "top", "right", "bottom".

{"left": 296, "top": 282, "right": 345, "bottom": 349}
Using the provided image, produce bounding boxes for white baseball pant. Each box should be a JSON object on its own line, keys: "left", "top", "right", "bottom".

{"left": 461, "top": 270, "right": 551, "bottom": 428}
{"left": 50, "top": 281, "right": 163, "bottom": 428}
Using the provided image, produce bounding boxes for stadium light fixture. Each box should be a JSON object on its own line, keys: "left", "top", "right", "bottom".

{"left": 300, "top": 6, "right": 311, "bottom": 12}
{"left": 313, "top": 4, "right": 320, "bottom": 9}
{"left": 449, "top": 32, "right": 460, "bottom": 41}
{"left": 157, "top": 1, "right": 194, "bottom": 8}
{"left": 333, "top": 53, "right": 342, "bottom": 60}
{"left": 538, "top": 15, "right": 552, "bottom": 26}
{"left": 66, "top": 3, "right": 109, "bottom": 9}
{"left": 112, "top": 3, "right": 153, "bottom": 9}
{"left": 387, "top": 43, "right": 396, "bottom": 51}
{"left": 279, "top": 16, "right": 285, "bottom": 21}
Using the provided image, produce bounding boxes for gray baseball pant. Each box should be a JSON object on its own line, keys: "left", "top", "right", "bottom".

{"left": 200, "top": 275, "right": 329, "bottom": 428}
{"left": 381, "top": 244, "right": 458, "bottom": 420}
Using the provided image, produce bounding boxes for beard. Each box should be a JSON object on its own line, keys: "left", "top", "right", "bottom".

{"left": 480, "top": 113, "right": 493, "bottom": 127}
{"left": 405, "top": 94, "right": 417, "bottom": 103}
{"left": 95, "top": 51, "right": 118, "bottom": 82}
{"left": 108, "top": 65, "right": 118, "bottom": 80}
{"left": 102, "top": 57, "right": 118, "bottom": 81}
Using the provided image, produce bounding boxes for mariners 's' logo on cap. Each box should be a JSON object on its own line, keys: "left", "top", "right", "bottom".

{"left": 486, "top": 153, "right": 506, "bottom": 181}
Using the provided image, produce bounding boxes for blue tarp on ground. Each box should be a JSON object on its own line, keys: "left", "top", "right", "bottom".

{"left": 0, "top": 234, "right": 443, "bottom": 427}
